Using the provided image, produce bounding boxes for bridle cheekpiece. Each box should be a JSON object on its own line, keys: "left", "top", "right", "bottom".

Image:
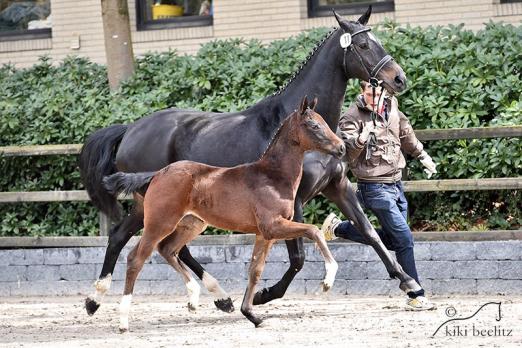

{"left": 340, "top": 27, "right": 393, "bottom": 88}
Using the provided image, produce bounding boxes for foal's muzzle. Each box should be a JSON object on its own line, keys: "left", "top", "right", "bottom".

{"left": 333, "top": 143, "right": 346, "bottom": 159}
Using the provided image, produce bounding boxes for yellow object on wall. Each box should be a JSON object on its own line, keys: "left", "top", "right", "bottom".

{"left": 152, "top": 4, "right": 183, "bottom": 19}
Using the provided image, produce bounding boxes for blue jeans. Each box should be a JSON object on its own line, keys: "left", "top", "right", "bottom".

{"left": 335, "top": 181, "right": 423, "bottom": 294}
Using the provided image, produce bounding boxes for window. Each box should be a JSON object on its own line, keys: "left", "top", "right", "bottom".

{"left": 308, "top": 0, "right": 394, "bottom": 18}
{"left": 0, "top": 0, "right": 51, "bottom": 41}
{"left": 136, "top": 0, "right": 213, "bottom": 31}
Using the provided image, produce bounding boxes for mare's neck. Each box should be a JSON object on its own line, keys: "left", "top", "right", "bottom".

{"left": 273, "top": 29, "right": 348, "bottom": 130}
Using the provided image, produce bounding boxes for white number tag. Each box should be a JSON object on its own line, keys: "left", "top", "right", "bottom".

{"left": 340, "top": 33, "right": 352, "bottom": 48}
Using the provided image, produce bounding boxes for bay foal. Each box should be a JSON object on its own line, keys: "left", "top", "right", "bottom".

{"left": 103, "top": 97, "right": 345, "bottom": 331}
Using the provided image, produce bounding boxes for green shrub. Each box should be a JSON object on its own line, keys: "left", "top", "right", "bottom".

{"left": 0, "top": 21, "right": 520, "bottom": 236}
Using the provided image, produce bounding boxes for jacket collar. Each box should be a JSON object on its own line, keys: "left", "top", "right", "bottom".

{"left": 355, "top": 95, "right": 367, "bottom": 111}
{"left": 355, "top": 94, "right": 392, "bottom": 120}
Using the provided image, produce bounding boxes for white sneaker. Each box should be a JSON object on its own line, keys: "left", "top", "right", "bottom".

{"left": 321, "top": 213, "right": 342, "bottom": 241}
{"left": 406, "top": 296, "right": 436, "bottom": 311}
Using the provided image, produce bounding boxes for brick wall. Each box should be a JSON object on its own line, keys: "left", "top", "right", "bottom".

{"left": 0, "top": 0, "right": 520, "bottom": 68}
{"left": 395, "top": 0, "right": 522, "bottom": 30}
{"left": 50, "top": 0, "right": 106, "bottom": 63}
{"left": 1, "top": 240, "right": 520, "bottom": 297}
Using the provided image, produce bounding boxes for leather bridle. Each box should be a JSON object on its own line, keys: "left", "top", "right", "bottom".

{"left": 340, "top": 27, "right": 394, "bottom": 89}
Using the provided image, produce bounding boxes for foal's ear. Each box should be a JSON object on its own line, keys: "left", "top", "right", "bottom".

{"left": 309, "top": 97, "right": 318, "bottom": 111}
{"left": 333, "top": 10, "right": 350, "bottom": 32}
{"left": 357, "top": 5, "right": 372, "bottom": 26}
{"left": 299, "top": 95, "right": 309, "bottom": 115}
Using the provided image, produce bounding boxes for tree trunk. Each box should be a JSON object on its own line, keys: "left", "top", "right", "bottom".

{"left": 101, "top": 0, "right": 135, "bottom": 90}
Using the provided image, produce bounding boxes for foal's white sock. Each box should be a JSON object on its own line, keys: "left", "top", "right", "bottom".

{"left": 323, "top": 260, "right": 338, "bottom": 290}
{"left": 186, "top": 278, "right": 201, "bottom": 310}
{"left": 119, "top": 294, "right": 132, "bottom": 332}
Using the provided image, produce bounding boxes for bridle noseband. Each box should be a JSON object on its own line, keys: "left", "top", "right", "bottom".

{"left": 340, "top": 27, "right": 393, "bottom": 88}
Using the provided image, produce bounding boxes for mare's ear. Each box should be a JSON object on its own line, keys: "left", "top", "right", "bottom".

{"left": 357, "top": 5, "right": 372, "bottom": 25}
{"left": 309, "top": 97, "right": 318, "bottom": 111}
{"left": 299, "top": 95, "right": 309, "bottom": 115}
{"left": 333, "top": 10, "right": 350, "bottom": 32}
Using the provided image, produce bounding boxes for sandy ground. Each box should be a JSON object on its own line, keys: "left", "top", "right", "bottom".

{"left": 0, "top": 294, "right": 520, "bottom": 348}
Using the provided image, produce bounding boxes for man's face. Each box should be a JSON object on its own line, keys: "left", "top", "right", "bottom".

{"left": 362, "top": 85, "right": 385, "bottom": 110}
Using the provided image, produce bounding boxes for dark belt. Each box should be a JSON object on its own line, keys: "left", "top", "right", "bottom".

{"left": 357, "top": 180, "right": 401, "bottom": 185}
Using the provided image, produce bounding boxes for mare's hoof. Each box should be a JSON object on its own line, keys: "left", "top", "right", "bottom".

{"left": 187, "top": 302, "right": 197, "bottom": 312}
{"left": 253, "top": 288, "right": 270, "bottom": 305}
{"left": 321, "top": 281, "right": 332, "bottom": 292}
{"left": 400, "top": 279, "right": 422, "bottom": 293}
{"left": 214, "top": 298, "right": 234, "bottom": 313}
{"left": 85, "top": 297, "right": 100, "bottom": 316}
{"left": 119, "top": 327, "right": 128, "bottom": 334}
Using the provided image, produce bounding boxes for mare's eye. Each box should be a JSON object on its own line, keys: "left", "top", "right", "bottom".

{"left": 310, "top": 123, "right": 320, "bottom": 130}
{"left": 358, "top": 41, "right": 369, "bottom": 49}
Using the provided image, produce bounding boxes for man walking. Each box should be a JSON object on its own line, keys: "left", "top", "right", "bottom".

{"left": 321, "top": 80, "right": 437, "bottom": 310}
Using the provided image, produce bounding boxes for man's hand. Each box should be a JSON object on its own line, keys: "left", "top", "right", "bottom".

{"left": 418, "top": 150, "right": 437, "bottom": 178}
{"left": 357, "top": 121, "right": 375, "bottom": 145}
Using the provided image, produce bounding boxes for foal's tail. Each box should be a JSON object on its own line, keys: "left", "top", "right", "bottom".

{"left": 79, "top": 124, "right": 127, "bottom": 221}
{"left": 102, "top": 171, "right": 156, "bottom": 197}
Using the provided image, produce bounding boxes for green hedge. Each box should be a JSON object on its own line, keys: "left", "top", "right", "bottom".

{"left": 0, "top": 21, "right": 520, "bottom": 236}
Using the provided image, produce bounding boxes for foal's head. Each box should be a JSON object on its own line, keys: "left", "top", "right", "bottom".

{"left": 291, "top": 96, "right": 345, "bottom": 158}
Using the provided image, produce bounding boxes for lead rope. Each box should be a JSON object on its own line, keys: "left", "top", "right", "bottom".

{"left": 365, "top": 82, "right": 380, "bottom": 161}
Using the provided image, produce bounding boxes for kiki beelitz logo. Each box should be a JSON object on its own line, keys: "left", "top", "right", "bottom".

{"left": 432, "top": 302, "right": 513, "bottom": 337}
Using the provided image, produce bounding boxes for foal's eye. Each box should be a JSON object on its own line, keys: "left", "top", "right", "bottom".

{"left": 310, "top": 123, "right": 321, "bottom": 130}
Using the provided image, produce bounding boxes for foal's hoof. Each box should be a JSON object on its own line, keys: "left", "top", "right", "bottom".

{"left": 119, "top": 327, "right": 128, "bottom": 334}
{"left": 214, "top": 298, "right": 234, "bottom": 313}
{"left": 242, "top": 309, "right": 263, "bottom": 327}
{"left": 85, "top": 297, "right": 100, "bottom": 316}
{"left": 187, "top": 302, "right": 197, "bottom": 312}
{"left": 252, "top": 317, "right": 264, "bottom": 328}
{"left": 255, "top": 319, "right": 267, "bottom": 328}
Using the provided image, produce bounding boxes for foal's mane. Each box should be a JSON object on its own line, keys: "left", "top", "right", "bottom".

{"left": 259, "top": 108, "right": 312, "bottom": 160}
{"left": 271, "top": 27, "right": 338, "bottom": 97}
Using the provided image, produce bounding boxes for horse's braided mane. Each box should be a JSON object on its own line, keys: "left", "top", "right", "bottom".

{"left": 271, "top": 27, "right": 338, "bottom": 97}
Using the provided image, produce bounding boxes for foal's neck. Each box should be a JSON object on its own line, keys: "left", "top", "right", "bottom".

{"left": 258, "top": 118, "right": 305, "bottom": 180}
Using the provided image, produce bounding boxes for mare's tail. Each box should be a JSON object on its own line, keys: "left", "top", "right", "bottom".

{"left": 79, "top": 124, "right": 128, "bottom": 221}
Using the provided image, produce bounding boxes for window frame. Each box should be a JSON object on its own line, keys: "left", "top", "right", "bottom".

{"left": 136, "top": 0, "right": 213, "bottom": 31}
{"left": 0, "top": 0, "right": 52, "bottom": 41}
{"left": 308, "top": 0, "right": 395, "bottom": 18}
{"left": 0, "top": 28, "right": 51, "bottom": 42}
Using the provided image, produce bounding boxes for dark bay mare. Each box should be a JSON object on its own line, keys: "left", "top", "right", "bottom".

{"left": 80, "top": 7, "right": 422, "bottom": 315}
{"left": 104, "top": 97, "right": 345, "bottom": 331}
